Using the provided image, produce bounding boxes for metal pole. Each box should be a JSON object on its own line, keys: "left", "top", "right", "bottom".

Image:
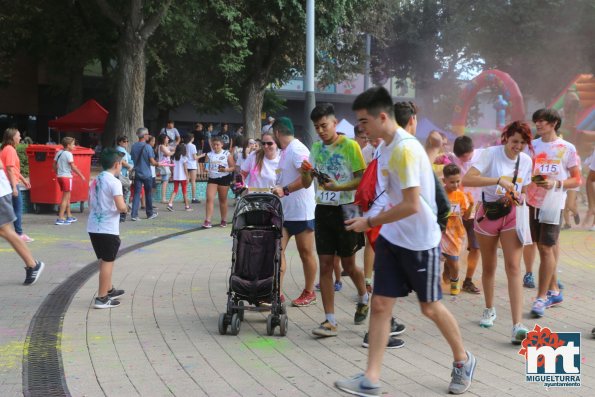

{"left": 304, "top": 0, "right": 316, "bottom": 148}
{"left": 364, "top": 34, "right": 371, "bottom": 90}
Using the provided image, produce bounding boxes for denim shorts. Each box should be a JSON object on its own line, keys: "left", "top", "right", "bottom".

{"left": 283, "top": 220, "right": 315, "bottom": 236}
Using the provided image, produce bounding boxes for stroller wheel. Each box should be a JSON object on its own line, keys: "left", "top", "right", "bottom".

{"left": 230, "top": 313, "right": 241, "bottom": 335}
{"left": 238, "top": 301, "right": 245, "bottom": 321}
{"left": 218, "top": 313, "right": 228, "bottom": 335}
{"left": 266, "top": 314, "right": 274, "bottom": 336}
{"left": 279, "top": 314, "right": 288, "bottom": 336}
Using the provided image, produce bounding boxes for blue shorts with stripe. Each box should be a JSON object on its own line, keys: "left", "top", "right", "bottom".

{"left": 373, "top": 235, "right": 442, "bottom": 302}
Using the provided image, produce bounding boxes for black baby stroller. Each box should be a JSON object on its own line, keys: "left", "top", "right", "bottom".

{"left": 218, "top": 193, "right": 288, "bottom": 336}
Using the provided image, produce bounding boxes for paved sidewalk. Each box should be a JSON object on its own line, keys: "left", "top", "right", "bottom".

{"left": 1, "top": 200, "right": 594, "bottom": 396}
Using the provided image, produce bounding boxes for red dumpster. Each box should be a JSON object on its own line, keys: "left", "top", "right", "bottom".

{"left": 25, "top": 145, "right": 93, "bottom": 213}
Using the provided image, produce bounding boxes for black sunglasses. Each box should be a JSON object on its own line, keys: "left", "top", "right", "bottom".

{"left": 263, "top": 141, "right": 275, "bottom": 146}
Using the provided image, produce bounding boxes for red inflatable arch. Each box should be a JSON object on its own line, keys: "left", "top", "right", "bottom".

{"left": 451, "top": 69, "right": 525, "bottom": 135}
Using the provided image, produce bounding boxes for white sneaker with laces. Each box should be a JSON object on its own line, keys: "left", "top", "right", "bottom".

{"left": 479, "top": 307, "right": 497, "bottom": 328}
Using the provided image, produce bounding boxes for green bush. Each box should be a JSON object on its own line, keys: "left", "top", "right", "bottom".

{"left": 16, "top": 143, "right": 29, "bottom": 177}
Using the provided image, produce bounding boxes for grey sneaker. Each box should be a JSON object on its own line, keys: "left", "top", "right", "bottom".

{"left": 479, "top": 307, "right": 496, "bottom": 328}
{"left": 335, "top": 373, "right": 380, "bottom": 397}
{"left": 511, "top": 323, "right": 528, "bottom": 345}
{"left": 107, "top": 287, "right": 125, "bottom": 300}
{"left": 147, "top": 213, "right": 158, "bottom": 220}
{"left": 94, "top": 296, "right": 121, "bottom": 309}
{"left": 354, "top": 302, "right": 369, "bottom": 325}
{"left": 312, "top": 320, "right": 338, "bottom": 337}
{"left": 448, "top": 351, "right": 476, "bottom": 394}
{"left": 23, "top": 261, "right": 45, "bottom": 285}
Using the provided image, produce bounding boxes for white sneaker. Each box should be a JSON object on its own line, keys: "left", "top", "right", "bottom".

{"left": 479, "top": 307, "right": 497, "bottom": 328}
{"left": 511, "top": 323, "right": 528, "bottom": 345}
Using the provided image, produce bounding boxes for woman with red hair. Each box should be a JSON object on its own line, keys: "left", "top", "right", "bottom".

{"left": 463, "top": 121, "right": 533, "bottom": 345}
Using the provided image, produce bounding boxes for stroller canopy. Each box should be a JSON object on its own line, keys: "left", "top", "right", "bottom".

{"left": 232, "top": 194, "right": 283, "bottom": 234}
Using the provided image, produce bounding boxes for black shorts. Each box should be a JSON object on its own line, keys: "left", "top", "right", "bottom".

{"left": 89, "top": 233, "right": 121, "bottom": 262}
{"left": 284, "top": 220, "right": 315, "bottom": 236}
{"left": 528, "top": 205, "right": 562, "bottom": 247}
{"left": 314, "top": 205, "right": 364, "bottom": 257}
{"left": 373, "top": 235, "right": 442, "bottom": 302}
{"left": 207, "top": 174, "right": 233, "bottom": 186}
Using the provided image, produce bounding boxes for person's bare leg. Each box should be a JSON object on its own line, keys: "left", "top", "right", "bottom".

{"left": 98, "top": 260, "right": 114, "bottom": 297}
{"left": 420, "top": 301, "right": 467, "bottom": 362}
{"left": 364, "top": 295, "right": 395, "bottom": 383}
{"left": 523, "top": 243, "right": 536, "bottom": 274}
{"left": 319, "top": 254, "right": 336, "bottom": 314}
{"left": 549, "top": 242, "right": 560, "bottom": 293}
{"left": 342, "top": 255, "right": 367, "bottom": 296}
{"left": 363, "top": 236, "right": 374, "bottom": 286}
{"left": 189, "top": 170, "right": 197, "bottom": 200}
{"left": 279, "top": 229, "right": 292, "bottom": 293}
{"left": 537, "top": 244, "right": 556, "bottom": 300}
{"left": 476, "top": 233, "right": 499, "bottom": 309}
{"left": 161, "top": 178, "right": 168, "bottom": 203}
{"left": 333, "top": 256, "right": 342, "bottom": 283}
{"left": 294, "top": 230, "right": 317, "bottom": 292}
{"left": 217, "top": 185, "right": 229, "bottom": 222}
{"left": 205, "top": 183, "right": 217, "bottom": 221}
{"left": 500, "top": 229, "right": 523, "bottom": 324}
{"left": 0, "top": 224, "right": 36, "bottom": 267}
{"left": 58, "top": 191, "right": 71, "bottom": 219}
{"left": 465, "top": 248, "right": 480, "bottom": 280}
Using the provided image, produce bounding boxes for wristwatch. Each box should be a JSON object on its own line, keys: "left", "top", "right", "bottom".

{"left": 282, "top": 185, "right": 290, "bottom": 196}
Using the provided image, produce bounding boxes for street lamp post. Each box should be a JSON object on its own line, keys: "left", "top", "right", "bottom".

{"left": 304, "top": 0, "right": 315, "bottom": 148}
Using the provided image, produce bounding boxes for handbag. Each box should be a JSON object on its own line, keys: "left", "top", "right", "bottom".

{"left": 478, "top": 155, "right": 520, "bottom": 222}
{"left": 516, "top": 200, "right": 533, "bottom": 245}
{"left": 538, "top": 184, "right": 565, "bottom": 225}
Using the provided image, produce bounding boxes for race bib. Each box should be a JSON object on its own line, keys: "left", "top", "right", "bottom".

{"left": 450, "top": 203, "right": 461, "bottom": 216}
{"left": 316, "top": 190, "right": 340, "bottom": 205}
{"left": 495, "top": 176, "right": 523, "bottom": 196}
{"left": 535, "top": 158, "right": 561, "bottom": 176}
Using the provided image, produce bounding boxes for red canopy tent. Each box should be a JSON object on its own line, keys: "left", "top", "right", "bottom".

{"left": 48, "top": 99, "right": 108, "bottom": 132}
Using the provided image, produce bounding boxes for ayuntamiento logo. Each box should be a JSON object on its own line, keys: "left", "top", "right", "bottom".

{"left": 518, "top": 324, "right": 581, "bottom": 388}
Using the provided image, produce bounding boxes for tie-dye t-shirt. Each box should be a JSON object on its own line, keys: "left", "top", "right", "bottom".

{"left": 526, "top": 138, "right": 579, "bottom": 209}
{"left": 377, "top": 128, "right": 441, "bottom": 251}
{"left": 309, "top": 135, "right": 366, "bottom": 205}
{"left": 441, "top": 190, "right": 472, "bottom": 257}
{"left": 87, "top": 171, "right": 122, "bottom": 235}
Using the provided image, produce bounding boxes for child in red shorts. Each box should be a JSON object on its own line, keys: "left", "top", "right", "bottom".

{"left": 54, "top": 137, "right": 85, "bottom": 225}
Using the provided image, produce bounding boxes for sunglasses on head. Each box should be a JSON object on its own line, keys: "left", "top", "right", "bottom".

{"left": 263, "top": 141, "right": 275, "bottom": 146}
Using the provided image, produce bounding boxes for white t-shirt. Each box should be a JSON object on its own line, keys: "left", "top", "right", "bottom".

{"left": 526, "top": 138, "right": 579, "bottom": 209}
{"left": 241, "top": 150, "right": 280, "bottom": 189}
{"left": 207, "top": 150, "right": 231, "bottom": 179}
{"left": 186, "top": 143, "right": 198, "bottom": 170}
{"left": 0, "top": 169, "right": 11, "bottom": 197}
{"left": 172, "top": 155, "right": 188, "bottom": 181}
{"left": 376, "top": 128, "right": 441, "bottom": 251}
{"left": 55, "top": 150, "right": 74, "bottom": 177}
{"left": 472, "top": 145, "right": 532, "bottom": 202}
{"left": 362, "top": 144, "right": 375, "bottom": 165}
{"left": 276, "top": 139, "right": 315, "bottom": 221}
{"left": 453, "top": 148, "right": 483, "bottom": 205}
{"left": 87, "top": 171, "right": 122, "bottom": 235}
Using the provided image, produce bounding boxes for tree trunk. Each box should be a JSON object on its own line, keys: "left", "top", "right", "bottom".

{"left": 241, "top": 79, "right": 266, "bottom": 140}
{"left": 102, "top": 27, "right": 147, "bottom": 147}
{"left": 65, "top": 63, "right": 84, "bottom": 113}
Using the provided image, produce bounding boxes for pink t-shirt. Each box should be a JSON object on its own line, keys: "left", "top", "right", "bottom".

{"left": 0, "top": 145, "right": 22, "bottom": 182}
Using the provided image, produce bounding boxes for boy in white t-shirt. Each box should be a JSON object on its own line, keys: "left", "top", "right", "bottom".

{"left": 525, "top": 109, "right": 581, "bottom": 318}
{"left": 87, "top": 148, "right": 128, "bottom": 309}
{"left": 336, "top": 87, "right": 475, "bottom": 396}
{"left": 54, "top": 137, "right": 86, "bottom": 225}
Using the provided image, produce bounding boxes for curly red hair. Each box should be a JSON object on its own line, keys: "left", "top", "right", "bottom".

{"left": 500, "top": 121, "right": 534, "bottom": 156}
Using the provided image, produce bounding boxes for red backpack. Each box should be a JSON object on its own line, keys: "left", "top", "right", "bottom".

{"left": 354, "top": 158, "right": 383, "bottom": 212}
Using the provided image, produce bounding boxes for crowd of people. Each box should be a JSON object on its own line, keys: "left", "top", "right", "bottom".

{"left": 2, "top": 88, "right": 595, "bottom": 395}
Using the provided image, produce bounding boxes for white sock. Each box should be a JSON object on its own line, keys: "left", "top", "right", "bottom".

{"left": 325, "top": 313, "right": 336, "bottom": 326}
{"left": 359, "top": 292, "right": 369, "bottom": 305}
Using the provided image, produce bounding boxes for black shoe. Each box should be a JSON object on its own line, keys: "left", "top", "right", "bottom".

{"left": 574, "top": 214, "right": 581, "bottom": 225}
{"left": 390, "top": 317, "right": 406, "bottom": 336}
{"left": 107, "top": 287, "right": 125, "bottom": 300}
{"left": 362, "top": 332, "right": 405, "bottom": 349}
{"left": 94, "top": 296, "right": 121, "bottom": 309}
{"left": 23, "top": 261, "right": 45, "bottom": 285}
{"left": 191, "top": 198, "right": 200, "bottom": 204}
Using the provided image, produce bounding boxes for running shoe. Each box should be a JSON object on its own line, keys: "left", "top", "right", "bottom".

{"left": 94, "top": 296, "right": 121, "bottom": 309}
{"left": 479, "top": 307, "right": 496, "bottom": 328}
{"left": 511, "top": 323, "right": 528, "bottom": 345}
{"left": 462, "top": 279, "right": 480, "bottom": 294}
{"left": 450, "top": 280, "right": 461, "bottom": 295}
{"left": 166, "top": 204, "right": 174, "bottom": 212}
{"left": 531, "top": 298, "right": 548, "bottom": 318}
{"left": 362, "top": 332, "right": 405, "bottom": 349}
{"left": 354, "top": 302, "right": 369, "bottom": 324}
{"left": 448, "top": 351, "right": 476, "bottom": 395}
{"left": 334, "top": 281, "right": 343, "bottom": 291}
{"left": 312, "top": 320, "right": 338, "bottom": 337}
{"left": 107, "top": 287, "right": 125, "bottom": 300}
{"left": 55, "top": 218, "right": 71, "bottom": 225}
{"left": 20, "top": 234, "right": 34, "bottom": 243}
{"left": 23, "top": 261, "right": 45, "bottom": 285}
{"left": 546, "top": 291, "right": 563, "bottom": 308}
{"left": 390, "top": 317, "right": 406, "bottom": 336}
{"left": 523, "top": 272, "right": 536, "bottom": 288}
{"left": 292, "top": 289, "right": 317, "bottom": 307}
{"left": 148, "top": 213, "right": 158, "bottom": 220}
{"left": 66, "top": 217, "right": 77, "bottom": 223}
{"left": 202, "top": 220, "right": 212, "bottom": 229}
{"left": 220, "top": 221, "right": 227, "bottom": 227}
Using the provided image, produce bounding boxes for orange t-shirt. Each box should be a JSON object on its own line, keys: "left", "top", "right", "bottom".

{"left": 440, "top": 189, "right": 473, "bottom": 257}
{"left": 0, "top": 145, "right": 22, "bottom": 183}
